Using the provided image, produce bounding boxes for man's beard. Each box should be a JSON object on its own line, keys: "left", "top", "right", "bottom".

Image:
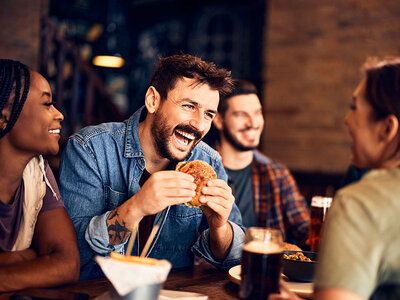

{"left": 222, "top": 124, "right": 259, "bottom": 152}
{"left": 151, "top": 109, "right": 203, "bottom": 162}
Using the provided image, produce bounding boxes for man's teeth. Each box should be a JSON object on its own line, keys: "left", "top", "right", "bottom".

{"left": 176, "top": 130, "right": 195, "bottom": 140}
{"left": 49, "top": 129, "right": 60, "bottom": 134}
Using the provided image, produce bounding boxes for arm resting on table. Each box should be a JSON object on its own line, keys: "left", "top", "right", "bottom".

{"left": 0, "top": 208, "right": 80, "bottom": 292}
{"left": 0, "top": 249, "right": 37, "bottom": 266}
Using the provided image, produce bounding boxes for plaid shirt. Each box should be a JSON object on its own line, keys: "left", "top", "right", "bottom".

{"left": 252, "top": 150, "right": 309, "bottom": 245}
{"left": 226, "top": 150, "right": 310, "bottom": 246}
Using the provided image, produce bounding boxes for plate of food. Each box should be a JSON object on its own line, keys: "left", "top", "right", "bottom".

{"left": 228, "top": 265, "right": 314, "bottom": 299}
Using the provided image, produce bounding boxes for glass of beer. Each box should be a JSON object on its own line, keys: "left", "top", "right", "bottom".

{"left": 239, "top": 227, "right": 283, "bottom": 300}
{"left": 309, "top": 196, "right": 332, "bottom": 252}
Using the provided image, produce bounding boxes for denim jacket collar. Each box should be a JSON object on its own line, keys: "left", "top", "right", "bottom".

{"left": 124, "top": 106, "right": 145, "bottom": 158}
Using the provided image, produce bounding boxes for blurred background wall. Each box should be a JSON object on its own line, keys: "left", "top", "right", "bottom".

{"left": 0, "top": 0, "right": 49, "bottom": 70}
{"left": 1, "top": 0, "right": 400, "bottom": 196}
{"left": 265, "top": 0, "right": 400, "bottom": 175}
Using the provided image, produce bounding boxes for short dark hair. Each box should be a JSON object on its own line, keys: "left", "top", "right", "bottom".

{"left": 363, "top": 57, "right": 400, "bottom": 122}
{"left": 150, "top": 54, "right": 233, "bottom": 100}
{"left": 218, "top": 79, "right": 258, "bottom": 116}
{"left": 0, "top": 59, "right": 30, "bottom": 138}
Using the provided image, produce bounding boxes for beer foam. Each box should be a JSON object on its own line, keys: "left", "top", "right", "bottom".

{"left": 311, "top": 196, "right": 332, "bottom": 208}
{"left": 243, "top": 240, "right": 283, "bottom": 254}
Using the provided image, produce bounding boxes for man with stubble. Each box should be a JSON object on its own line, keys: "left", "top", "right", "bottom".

{"left": 213, "top": 79, "right": 309, "bottom": 247}
{"left": 59, "top": 54, "right": 245, "bottom": 280}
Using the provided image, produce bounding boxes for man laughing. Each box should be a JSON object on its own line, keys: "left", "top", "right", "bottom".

{"left": 58, "top": 54, "right": 245, "bottom": 280}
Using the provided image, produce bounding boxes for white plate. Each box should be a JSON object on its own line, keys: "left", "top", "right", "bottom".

{"left": 228, "top": 265, "right": 314, "bottom": 299}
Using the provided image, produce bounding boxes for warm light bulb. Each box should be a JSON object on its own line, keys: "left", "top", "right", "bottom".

{"left": 92, "top": 55, "right": 125, "bottom": 68}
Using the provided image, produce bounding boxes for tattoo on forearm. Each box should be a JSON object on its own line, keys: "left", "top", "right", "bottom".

{"left": 107, "top": 209, "right": 130, "bottom": 245}
{"left": 109, "top": 209, "right": 119, "bottom": 220}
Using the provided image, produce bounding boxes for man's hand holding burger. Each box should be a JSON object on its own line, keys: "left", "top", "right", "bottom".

{"left": 199, "top": 178, "right": 235, "bottom": 261}
{"left": 107, "top": 171, "right": 196, "bottom": 245}
{"left": 107, "top": 160, "right": 235, "bottom": 261}
{"left": 130, "top": 171, "right": 197, "bottom": 217}
{"left": 176, "top": 160, "right": 234, "bottom": 261}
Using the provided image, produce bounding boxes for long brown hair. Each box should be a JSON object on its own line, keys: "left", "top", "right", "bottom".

{"left": 363, "top": 57, "right": 400, "bottom": 122}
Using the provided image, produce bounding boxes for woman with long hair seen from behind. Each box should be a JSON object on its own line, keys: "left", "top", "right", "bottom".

{"left": 0, "top": 59, "right": 79, "bottom": 291}
{"left": 270, "top": 57, "right": 400, "bottom": 300}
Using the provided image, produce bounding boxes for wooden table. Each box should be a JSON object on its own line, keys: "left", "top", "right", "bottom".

{"left": 163, "top": 263, "right": 240, "bottom": 299}
{"left": 1, "top": 263, "right": 240, "bottom": 299}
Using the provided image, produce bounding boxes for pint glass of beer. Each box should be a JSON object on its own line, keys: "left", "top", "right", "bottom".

{"left": 309, "top": 196, "right": 332, "bottom": 252}
{"left": 239, "top": 227, "right": 283, "bottom": 300}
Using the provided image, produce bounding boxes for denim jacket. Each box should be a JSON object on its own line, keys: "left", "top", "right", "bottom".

{"left": 59, "top": 106, "right": 245, "bottom": 280}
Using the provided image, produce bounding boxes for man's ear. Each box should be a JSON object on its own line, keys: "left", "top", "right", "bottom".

{"left": 0, "top": 107, "right": 11, "bottom": 130}
{"left": 380, "top": 114, "right": 399, "bottom": 143}
{"left": 213, "top": 113, "right": 223, "bottom": 131}
{"left": 144, "top": 86, "right": 161, "bottom": 114}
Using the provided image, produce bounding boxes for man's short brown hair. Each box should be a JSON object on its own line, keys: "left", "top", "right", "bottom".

{"left": 150, "top": 54, "right": 233, "bottom": 100}
{"left": 218, "top": 79, "right": 258, "bottom": 116}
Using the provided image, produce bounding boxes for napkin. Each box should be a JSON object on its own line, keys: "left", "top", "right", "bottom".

{"left": 96, "top": 255, "right": 172, "bottom": 296}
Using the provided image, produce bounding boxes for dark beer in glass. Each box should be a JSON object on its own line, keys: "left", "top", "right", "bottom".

{"left": 309, "top": 196, "right": 332, "bottom": 252}
{"left": 239, "top": 228, "right": 283, "bottom": 300}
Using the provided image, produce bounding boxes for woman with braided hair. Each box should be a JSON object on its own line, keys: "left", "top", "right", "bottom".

{"left": 0, "top": 59, "right": 79, "bottom": 291}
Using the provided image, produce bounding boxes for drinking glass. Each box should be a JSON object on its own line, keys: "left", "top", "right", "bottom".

{"left": 309, "top": 196, "right": 332, "bottom": 252}
{"left": 239, "top": 227, "right": 283, "bottom": 300}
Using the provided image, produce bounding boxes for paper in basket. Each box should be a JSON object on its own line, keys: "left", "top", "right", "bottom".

{"left": 96, "top": 255, "right": 172, "bottom": 296}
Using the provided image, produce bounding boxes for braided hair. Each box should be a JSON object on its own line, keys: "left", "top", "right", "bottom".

{"left": 0, "top": 59, "right": 30, "bottom": 138}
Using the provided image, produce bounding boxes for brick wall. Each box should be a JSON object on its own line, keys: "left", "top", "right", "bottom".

{"left": 2, "top": 0, "right": 399, "bottom": 176}
{"left": 0, "top": 0, "right": 48, "bottom": 70}
{"left": 263, "top": 0, "right": 400, "bottom": 174}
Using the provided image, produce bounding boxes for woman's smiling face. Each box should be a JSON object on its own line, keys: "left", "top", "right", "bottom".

{"left": 6, "top": 71, "right": 64, "bottom": 156}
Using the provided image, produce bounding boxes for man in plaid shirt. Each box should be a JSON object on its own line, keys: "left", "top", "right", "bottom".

{"left": 212, "top": 79, "right": 310, "bottom": 247}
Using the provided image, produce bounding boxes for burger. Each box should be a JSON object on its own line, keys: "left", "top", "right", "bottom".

{"left": 175, "top": 160, "right": 217, "bottom": 208}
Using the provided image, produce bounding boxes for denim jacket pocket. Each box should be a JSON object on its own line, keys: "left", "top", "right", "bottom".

{"left": 105, "top": 186, "right": 127, "bottom": 210}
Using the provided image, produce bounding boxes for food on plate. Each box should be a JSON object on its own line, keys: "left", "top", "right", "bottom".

{"left": 175, "top": 160, "right": 217, "bottom": 208}
{"left": 283, "top": 252, "right": 313, "bottom": 262}
{"left": 110, "top": 251, "right": 159, "bottom": 265}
